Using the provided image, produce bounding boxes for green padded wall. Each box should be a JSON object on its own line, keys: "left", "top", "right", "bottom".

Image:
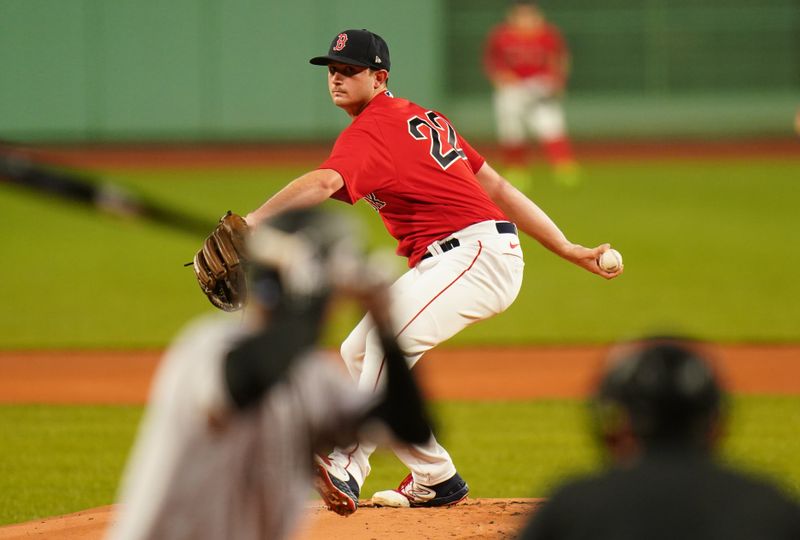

{"left": 0, "top": 1, "right": 89, "bottom": 135}
{"left": 0, "top": 0, "right": 797, "bottom": 141}
{"left": 0, "top": 0, "right": 441, "bottom": 141}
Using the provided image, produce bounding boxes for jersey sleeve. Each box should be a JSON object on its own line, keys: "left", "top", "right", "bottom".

{"left": 458, "top": 133, "right": 486, "bottom": 173}
{"left": 319, "top": 121, "right": 392, "bottom": 204}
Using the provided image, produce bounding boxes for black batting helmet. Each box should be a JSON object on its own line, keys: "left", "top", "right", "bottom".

{"left": 592, "top": 337, "right": 725, "bottom": 449}
{"left": 245, "top": 208, "right": 362, "bottom": 313}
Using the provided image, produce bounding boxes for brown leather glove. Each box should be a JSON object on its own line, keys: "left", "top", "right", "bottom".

{"left": 192, "top": 211, "right": 249, "bottom": 311}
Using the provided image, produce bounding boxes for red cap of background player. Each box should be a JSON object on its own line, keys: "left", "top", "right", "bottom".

{"left": 309, "top": 29, "right": 391, "bottom": 72}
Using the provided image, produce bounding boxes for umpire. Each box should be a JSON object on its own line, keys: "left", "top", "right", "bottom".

{"left": 518, "top": 337, "right": 800, "bottom": 540}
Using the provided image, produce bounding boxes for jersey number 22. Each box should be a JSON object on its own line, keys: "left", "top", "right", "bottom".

{"left": 407, "top": 111, "right": 467, "bottom": 170}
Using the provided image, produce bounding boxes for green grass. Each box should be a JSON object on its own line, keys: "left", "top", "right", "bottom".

{"left": 1, "top": 396, "right": 798, "bottom": 526}
{"left": 0, "top": 405, "right": 142, "bottom": 525}
{"left": 363, "top": 395, "right": 800, "bottom": 499}
{"left": 1, "top": 158, "right": 799, "bottom": 348}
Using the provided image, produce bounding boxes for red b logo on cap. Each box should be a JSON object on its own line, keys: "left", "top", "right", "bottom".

{"left": 333, "top": 33, "right": 348, "bottom": 51}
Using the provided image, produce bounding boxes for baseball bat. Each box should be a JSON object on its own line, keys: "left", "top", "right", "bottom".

{"left": 0, "top": 142, "right": 215, "bottom": 237}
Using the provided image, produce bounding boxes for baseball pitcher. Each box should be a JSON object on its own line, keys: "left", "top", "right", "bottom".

{"left": 242, "top": 28, "right": 622, "bottom": 516}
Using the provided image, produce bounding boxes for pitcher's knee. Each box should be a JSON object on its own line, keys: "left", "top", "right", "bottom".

{"left": 394, "top": 336, "right": 430, "bottom": 369}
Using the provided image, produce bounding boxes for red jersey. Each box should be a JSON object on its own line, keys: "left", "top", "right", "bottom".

{"left": 483, "top": 23, "right": 566, "bottom": 81}
{"left": 320, "top": 91, "right": 508, "bottom": 267}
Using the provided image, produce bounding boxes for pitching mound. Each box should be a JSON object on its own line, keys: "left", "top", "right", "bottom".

{"left": 0, "top": 499, "right": 542, "bottom": 540}
{"left": 296, "top": 498, "right": 543, "bottom": 539}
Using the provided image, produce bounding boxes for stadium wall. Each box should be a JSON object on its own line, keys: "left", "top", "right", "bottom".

{"left": 1, "top": 0, "right": 797, "bottom": 142}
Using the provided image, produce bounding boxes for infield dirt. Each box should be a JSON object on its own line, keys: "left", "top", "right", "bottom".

{"left": 2, "top": 344, "right": 799, "bottom": 405}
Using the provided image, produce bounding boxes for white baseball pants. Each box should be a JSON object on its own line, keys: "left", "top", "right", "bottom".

{"left": 330, "top": 220, "right": 525, "bottom": 487}
{"left": 493, "top": 78, "right": 567, "bottom": 143}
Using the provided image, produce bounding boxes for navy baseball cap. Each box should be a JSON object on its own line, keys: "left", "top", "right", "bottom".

{"left": 309, "top": 29, "right": 391, "bottom": 72}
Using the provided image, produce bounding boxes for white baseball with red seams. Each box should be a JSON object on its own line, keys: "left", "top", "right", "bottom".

{"left": 599, "top": 248, "right": 623, "bottom": 272}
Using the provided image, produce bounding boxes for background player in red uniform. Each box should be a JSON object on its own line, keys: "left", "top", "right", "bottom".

{"left": 245, "top": 28, "right": 622, "bottom": 515}
{"left": 484, "top": 0, "right": 579, "bottom": 189}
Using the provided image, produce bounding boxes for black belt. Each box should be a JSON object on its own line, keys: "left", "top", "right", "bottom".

{"left": 495, "top": 222, "right": 517, "bottom": 235}
{"left": 421, "top": 222, "right": 517, "bottom": 260}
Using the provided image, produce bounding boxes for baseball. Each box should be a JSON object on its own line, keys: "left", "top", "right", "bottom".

{"left": 598, "top": 249, "right": 623, "bottom": 272}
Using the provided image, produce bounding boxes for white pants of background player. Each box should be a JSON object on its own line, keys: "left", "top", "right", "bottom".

{"left": 493, "top": 77, "right": 567, "bottom": 144}
{"left": 329, "top": 220, "right": 525, "bottom": 488}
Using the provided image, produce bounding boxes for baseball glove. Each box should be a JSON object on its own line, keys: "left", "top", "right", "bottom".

{"left": 192, "top": 211, "right": 250, "bottom": 311}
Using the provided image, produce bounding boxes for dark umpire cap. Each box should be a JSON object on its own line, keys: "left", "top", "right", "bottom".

{"left": 593, "top": 337, "right": 724, "bottom": 446}
{"left": 309, "top": 29, "right": 391, "bottom": 71}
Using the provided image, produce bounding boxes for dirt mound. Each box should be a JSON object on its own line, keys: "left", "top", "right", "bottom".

{"left": 295, "top": 498, "right": 543, "bottom": 540}
{"left": 0, "top": 506, "right": 114, "bottom": 540}
{"left": 0, "top": 499, "right": 543, "bottom": 540}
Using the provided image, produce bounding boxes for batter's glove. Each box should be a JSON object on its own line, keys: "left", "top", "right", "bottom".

{"left": 191, "top": 211, "right": 250, "bottom": 311}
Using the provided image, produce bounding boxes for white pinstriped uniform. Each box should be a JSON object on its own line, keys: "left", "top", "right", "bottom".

{"left": 107, "top": 315, "right": 373, "bottom": 540}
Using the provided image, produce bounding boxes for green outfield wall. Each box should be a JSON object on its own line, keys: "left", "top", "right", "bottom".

{"left": 1, "top": 0, "right": 798, "bottom": 142}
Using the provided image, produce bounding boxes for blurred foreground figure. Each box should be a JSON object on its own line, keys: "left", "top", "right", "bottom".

{"left": 106, "top": 209, "right": 431, "bottom": 540}
{"left": 518, "top": 337, "right": 800, "bottom": 540}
